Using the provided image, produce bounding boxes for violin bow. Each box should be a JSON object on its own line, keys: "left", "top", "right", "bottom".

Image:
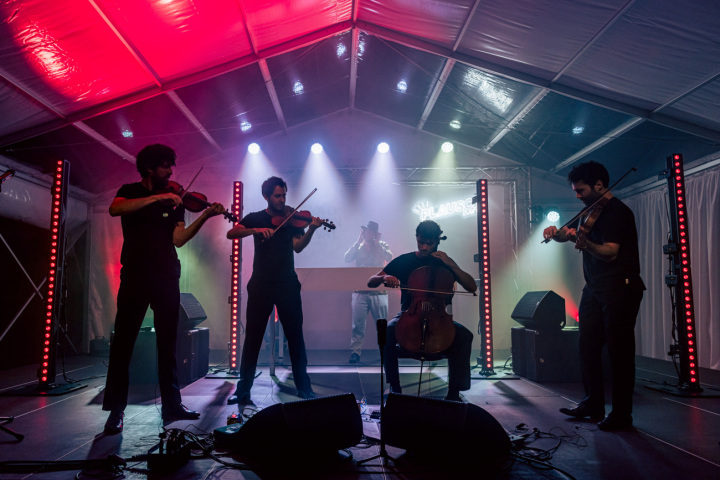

{"left": 178, "top": 166, "right": 204, "bottom": 201}
{"left": 395, "top": 285, "right": 478, "bottom": 296}
{"left": 541, "top": 166, "right": 637, "bottom": 244}
{"left": 271, "top": 188, "right": 317, "bottom": 231}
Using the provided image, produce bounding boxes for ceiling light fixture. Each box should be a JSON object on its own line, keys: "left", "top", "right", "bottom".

{"left": 311, "top": 143, "right": 323, "bottom": 154}
{"left": 396, "top": 80, "right": 407, "bottom": 93}
{"left": 240, "top": 121, "right": 252, "bottom": 132}
{"left": 449, "top": 120, "right": 461, "bottom": 129}
{"left": 545, "top": 208, "right": 560, "bottom": 222}
{"left": 441, "top": 141, "right": 454, "bottom": 153}
{"left": 377, "top": 142, "right": 389, "bottom": 153}
{"left": 248, "top": 143, "right": 260, "bottom": 154}
{"left": 293, "top": 81, "right": 304, "bottom": 95}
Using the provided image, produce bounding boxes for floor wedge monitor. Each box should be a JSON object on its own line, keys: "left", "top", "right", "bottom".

{"left": 214, "top": 393, "right": 362, "bottom": 459}
{"left": 382, "top": 393, "right": 511, "bottom": 462}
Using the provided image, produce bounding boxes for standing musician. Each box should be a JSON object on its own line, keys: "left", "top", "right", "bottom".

{"left": 103, "top": 144, "right": 225, "bottom": 435}
{"left": 226, "top": 176, "right": 322, "bottom": 404}
{"left": 344, "top": 221, "right": 393, "bottom": 364}
{"left": 544, "top": 161, "right": 645, "bottom": 431}
{"left": 367, "top": 220, "right": 477, "bottom": 401}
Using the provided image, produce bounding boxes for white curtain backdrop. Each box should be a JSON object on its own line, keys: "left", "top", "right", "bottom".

{"left": 625, "top": 166, "right": 720, "bottom": 372}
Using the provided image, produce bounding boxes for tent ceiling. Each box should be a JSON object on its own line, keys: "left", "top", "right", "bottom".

{"left": 1, "top": 0, "right": 719, "bottom": 195}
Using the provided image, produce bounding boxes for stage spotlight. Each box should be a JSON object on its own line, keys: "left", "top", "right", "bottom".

{"left": 248, "top": 143, "right": 260, "bottom": 154}
{"left": 449, "top": 120, "right": 461, "bottom": 130}
{"left": 545, "top": 208, "right": 560, "bottom": 222}
{"left": 396, "top": 80, "right": 407, "bottom": 93}
{"left": 311, "top": 143, "right": 323, "bottom": 154}
{"left": 441, "top": 141, "right": 454, "bottom": 153}
{"left": 240, "top": 121, "right": 252, "bottom": 132}
{"left": 377, "top": 142, "right": 390, "bottom": 153}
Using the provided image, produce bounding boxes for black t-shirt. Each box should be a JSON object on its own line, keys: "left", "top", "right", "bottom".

{"left": 383, "top": 252, "right": 459, "bottom": 311}
{"left": 241, "top": 210, "right": 305, "bottom": 282}
{"left": 572, "top": 196, "right": 644, "bottom": 294}
{"left": 116, "top": 182, "right": 185, "bottom": 276}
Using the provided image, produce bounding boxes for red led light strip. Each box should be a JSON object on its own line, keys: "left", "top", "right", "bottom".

{"left": 229, "top": 181, "right": 243, "bottom": 373}
{"left": 666, "top": 154, "right": 700, "bottom": 390}
{"left": 477, "top": 179, "right": 495, "bottom": 375}
{"left": 38, "top": 159, "right": 69, "bottom": 387}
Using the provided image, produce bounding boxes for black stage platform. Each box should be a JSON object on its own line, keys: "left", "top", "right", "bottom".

{"left": 1, "top": 351, "right": 719, "bottom": 479}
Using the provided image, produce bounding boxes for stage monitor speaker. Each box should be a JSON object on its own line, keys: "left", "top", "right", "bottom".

{"left": 179, "top": 293, "right": 207, "bottom": 330}
{"left": 511, "top": 290, "right": 565, "bottom": 331}
{"left": 511, "top": 326, "right": 527, "bottom": 376}
{"left": 214, "top": 393, "right": 362, "bottom": 458}
{"left": 382, "top": 393, "right": 510, "bottom": 462}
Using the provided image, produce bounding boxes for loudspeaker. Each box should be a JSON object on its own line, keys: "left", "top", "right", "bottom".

{"left": 382, "top": 393, "right": 510, "bottom": 461}
{"left": 129, "top": 330, "right": 158, "bottom": 384}
{"left": 511, "top": 290, "right": 565, "bottom": 331}
{"left": 214, "top": 393, "right": 362, "bottom": 458}
{"left": 179, "top": 293, "right": 207, "bottom": 330}
{"left": 511, "top": 326, "right": 527, "bottom": 376}
{"left": 129, "top": 327, "right": 210, "bottom": 386}
{"left": 525, "top": 328, "right": 581, "bottom": 382}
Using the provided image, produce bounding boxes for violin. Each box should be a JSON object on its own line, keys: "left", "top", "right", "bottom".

{"left": 575, "top": 194, "right": 610, "bottom": 250}
{"left": 157, "top": 180, "right": 238, "bottom": 223}
{"left": 395, "top": 264, "right": 456, "bottom": 355}
{"left": 270, "top": 206, "right": 336, "bottom": 231}
{"left": 542, "top": 166, "right": 637, "bottom": 246}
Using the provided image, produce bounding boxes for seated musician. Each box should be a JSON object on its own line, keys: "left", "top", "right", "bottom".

{"left": 367, "top": 220, "right": 477, "bottom": 401}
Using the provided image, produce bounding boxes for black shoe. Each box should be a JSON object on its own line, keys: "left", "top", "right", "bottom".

{"left": 349, "top": 353, "right": 360, "bottom": 364}
{"left": 162, "top": 403, "right": 200, "bottom": 421}
{"left": 297, "top": 390, "right": 317, "bottom": 400}
{"left": 597, "top": 413, "right": 633, "bottom": 431}
{"left": 103, "top": 410, "right": 124, "bottom": 435}
{"left": 559, "top": 402, "right": 605, "bottom": 419}
{"left": 227, "top": 391, "right": 252, "bottom": 405}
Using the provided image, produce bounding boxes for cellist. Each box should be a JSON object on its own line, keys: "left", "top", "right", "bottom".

{"left": 367, "top": 220, "right": 477, "bottom": 401}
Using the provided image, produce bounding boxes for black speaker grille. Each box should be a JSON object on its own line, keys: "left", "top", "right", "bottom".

{"left": 179, "top": 293, "right": 207, "bottom": 330}
{"left": 511, "top": 290, "right": 565, "bottom": 331}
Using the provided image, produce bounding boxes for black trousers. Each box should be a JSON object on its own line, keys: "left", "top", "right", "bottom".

{"left": 103, "top": 268, "right": 181, "bottom": 412}
{"left": 384, "top": 314, "right": 473, "bottom": 393}
{"left": 236, "top": 277, "right": 312, "bottom": 394}
{"left": 578, "top": 283, "right": 644, "bottom": 417}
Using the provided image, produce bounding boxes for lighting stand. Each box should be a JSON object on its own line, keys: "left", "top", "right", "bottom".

{"left": 206, "top": 181, "right": 243, "bottom": 380}
{"left": 471, "top": 179, "right": 518, "bottom": 380}
{"left": 2, "top": 160, "right": 86, "bottom": 397}
{"left": 646, "top": 154, "right": 719, "bottom": 398}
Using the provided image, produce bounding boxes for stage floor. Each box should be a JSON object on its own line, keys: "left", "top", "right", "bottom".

{"left": 1, "top": 352, "right": 719, "bottom": 479}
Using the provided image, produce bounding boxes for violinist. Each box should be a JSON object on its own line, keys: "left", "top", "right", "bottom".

{"left": 102, "top": 144, "right": 225, "bottom": 435}
{"left": 543, "top": 161, "right": 645, "bottom": 431}
{"left": 226, "top": 176, "right": 322, "bottom": 404}
{"left": 367, "top": 220, "right": 477, "bottom": 401}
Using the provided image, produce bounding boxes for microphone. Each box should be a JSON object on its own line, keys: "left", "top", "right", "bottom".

{"left": 376, "top": 318, "right": 387, "bottom": 348}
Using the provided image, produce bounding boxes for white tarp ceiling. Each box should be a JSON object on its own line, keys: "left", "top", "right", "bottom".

{"left": 1, "top": 0, "right": 719, "bottom": 195}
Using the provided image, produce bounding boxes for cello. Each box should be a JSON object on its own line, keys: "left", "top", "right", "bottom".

{"left": 395, "top": 263, "right": 456, "bottom": 357}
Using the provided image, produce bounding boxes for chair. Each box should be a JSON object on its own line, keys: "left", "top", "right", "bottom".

{"left": 395, "top": 344, "right": 448, "bottom": 396}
